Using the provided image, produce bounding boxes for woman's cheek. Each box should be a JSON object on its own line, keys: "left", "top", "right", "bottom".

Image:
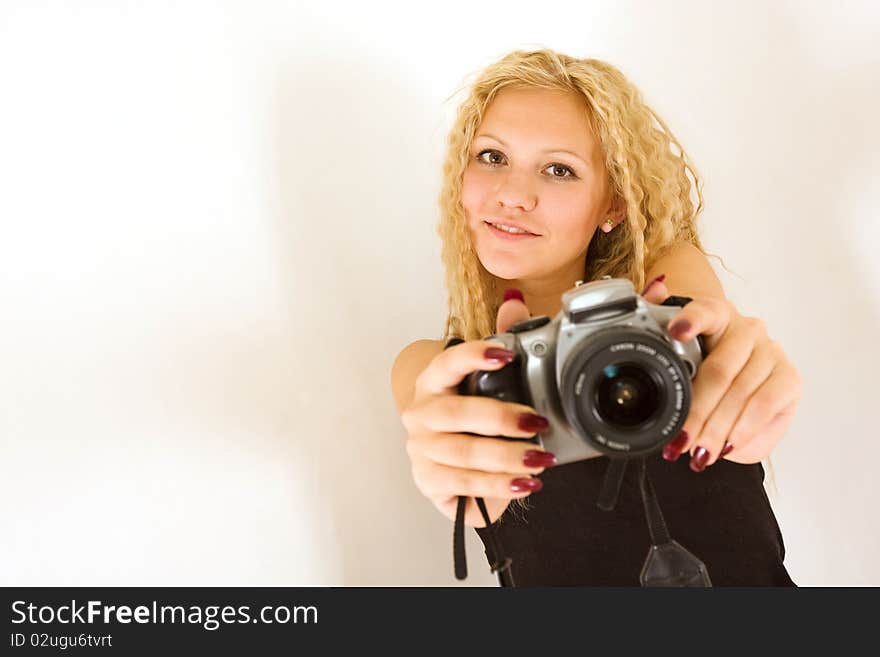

{"left": 460, "top": 167, "right": 483, "bottom": 220}
{"left": 463, "top": 172, "right": 497, "bottom": 228}
{"left": 548, "top": 190, "right": 600, "bottom": 240}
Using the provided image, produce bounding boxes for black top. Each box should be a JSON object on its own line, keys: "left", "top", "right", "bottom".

{"left": 475, "top": 452, "right": 795, "bottom": 586}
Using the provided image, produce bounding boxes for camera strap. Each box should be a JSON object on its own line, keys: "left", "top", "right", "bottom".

{"left": 596, "top": 457, "right": 711, "bottom": 586}
{"left": 597, "top": 457, "right": 628, "bottom": 511}
{"left": 454, "top": 457, "right": 711, "bottom": 587}
{"left": 445, "top": 337, "right": 515, "bottom": 586}
{"left": 453, "top": 495, "right": 514, "bottom": 586}
{"left": 635, "top": 457, "right": 712, "bottom": 586}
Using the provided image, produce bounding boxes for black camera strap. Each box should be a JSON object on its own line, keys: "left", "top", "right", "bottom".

{"left": 453, "top": 496, "right": 514, "bottom": 586}
{"left": 636, "top": 457, "right": 671, "bottom": 544}
{"left": 636, "top": 457, "right": 712, "bottom": 586}
{"left": 596, "top": 457, "right": 711, "bottom": 586}
{"left": 445, "top": 337, "right": 515, "bottom": 586}
{"left": 597, "top": 457, "right": 628, "bottom": 511}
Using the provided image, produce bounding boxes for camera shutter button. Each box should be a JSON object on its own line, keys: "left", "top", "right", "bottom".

{"left": 508, "top": 316, "right": 551, "bottom": 334}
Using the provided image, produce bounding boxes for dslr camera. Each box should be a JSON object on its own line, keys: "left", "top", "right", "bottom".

{"left": 460, "top": 277, "right": 706, "bottom": 465}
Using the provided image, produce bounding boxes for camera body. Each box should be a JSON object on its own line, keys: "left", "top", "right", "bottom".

{"left": 460, "top": 277, "right": 705, "bottom": 465}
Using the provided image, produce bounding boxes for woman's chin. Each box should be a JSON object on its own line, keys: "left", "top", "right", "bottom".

{"left": 478, "top": 256, "right": 534, "bottom": 282}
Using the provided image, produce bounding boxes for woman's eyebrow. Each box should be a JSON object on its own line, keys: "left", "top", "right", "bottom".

{"left": 475, "top": 133, "right": 588, "bottom": 164}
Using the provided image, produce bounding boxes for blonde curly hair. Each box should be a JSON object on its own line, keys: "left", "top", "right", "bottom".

{"left": 438, "top": 48, "right": 710, "bottom": 341}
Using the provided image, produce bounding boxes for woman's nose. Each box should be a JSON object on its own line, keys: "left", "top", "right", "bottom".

{"left": 495, "top": 171, "right": 537, "bottom": 212}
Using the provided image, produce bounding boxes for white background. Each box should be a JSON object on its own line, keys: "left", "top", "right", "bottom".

{"left": 1, "top": 0, "right": 877, "bottom": 586}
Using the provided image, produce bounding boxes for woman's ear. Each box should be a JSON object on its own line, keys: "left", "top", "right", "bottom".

{"left": 608, "top": 196, "right": 626, "bottom": 222}
{"left": 600, "top": 197, "right": 626, "bottom": 233}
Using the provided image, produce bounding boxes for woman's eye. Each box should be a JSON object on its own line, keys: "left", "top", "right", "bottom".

{"left": 477, "top": 149, "right": 506, "bottom": 165}
{"left": 545, "top": 163, "right": 575, "bottom": 179}
{"left": 475, "top": 150, "right": 576, "bottom": 179}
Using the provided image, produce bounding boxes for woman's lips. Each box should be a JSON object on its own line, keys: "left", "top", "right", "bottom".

{"left": 484, "top": 221, "right": 540, "bottom": 241}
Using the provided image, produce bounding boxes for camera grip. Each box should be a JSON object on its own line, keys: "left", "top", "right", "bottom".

{"left": 445, "top": 338, "right": 538, "bottom": 445}
{"left": 460, "top": 354, "right": 539, "bottom": 446}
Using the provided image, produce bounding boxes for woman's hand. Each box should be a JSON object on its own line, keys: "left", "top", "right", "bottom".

{"left": 641, "top": 276, "right": 802, "bottom": 471}
{"left": 400, "top": 295, "right": 555, "bottom": 527}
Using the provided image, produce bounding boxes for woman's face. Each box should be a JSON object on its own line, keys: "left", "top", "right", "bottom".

{"left": 461, "top": 85, "right": 618, "bottom": 284}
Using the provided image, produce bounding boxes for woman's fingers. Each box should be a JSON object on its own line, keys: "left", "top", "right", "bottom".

{"left": 406, "top": 394, "right": 546, "bottom": 437}
{"left": 496, "top": 291, "right": 531, "bottom": 334}
{"left": 677, "top": 317, "right": 766, "bottom": 463}
{"left": 408, "top": 432, "right": 556, "bottom": 474}
{"left": 413, "top": 339, "right": 514, "bottom": 398}
{"left": 641, "top": 275, "right": 669, "bottom": 304}
{"left": 414, "top": 288, "right": 532, "bottom": 405}
{"left": 723, "top": 363, "right": 802, "bottom": 462}
{"left": 411, "top": 456, "right": 543, "bottom": 501}
{"left": 665, "top": 296, "right": 735, "bottom": 352}
{"left": 684, "top": 338, "right": 778, "bottom": 469}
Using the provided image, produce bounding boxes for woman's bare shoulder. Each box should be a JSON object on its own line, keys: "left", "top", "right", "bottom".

{"left": 390, "top": 339, "right": 447, "bottom": 414}
{"left": 396, "top": 338, "right": 446, "bottom": 359}
{"left": 391, "top": 339, "right": 446, "bottom": 380}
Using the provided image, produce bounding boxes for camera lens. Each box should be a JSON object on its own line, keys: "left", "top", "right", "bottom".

{"left": 595, "top": 363, "right": 660, "bottom": 427}
{"left": 560, "top": 327, "right": 692, "bottom": 457}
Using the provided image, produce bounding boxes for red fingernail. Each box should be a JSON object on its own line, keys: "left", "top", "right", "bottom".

{"left": 641, "top": 274, "right": 666, "bottom": 295}
{"left": 484, "top": 347, "right": 515, "bottom": 363}
{"left": 517, "top": 413, "right": 550, "bottom": 433}
{"left": 510, "top": 477, "right": 543, "bottom": 493}
{"left": 503, "top": 288, "right": 524, "bottom": 302}
{"left": 523, "top": 450, "right": 557, "bottom": 468}
{"left": 662, "top": 430, "right": 689, "bottom": 461}
{"left": 690, "top": 447, "right": 710, "bottom": 472}
{"left": 721, "top": 442, "right": 734, "bottom": 456}
{"left": 668, "top": 319, "right": 692, "bottom": 341}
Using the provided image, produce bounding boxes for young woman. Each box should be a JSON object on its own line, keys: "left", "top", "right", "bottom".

{"left": 391, "top": 49, "right": 801, "bottom": 585}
